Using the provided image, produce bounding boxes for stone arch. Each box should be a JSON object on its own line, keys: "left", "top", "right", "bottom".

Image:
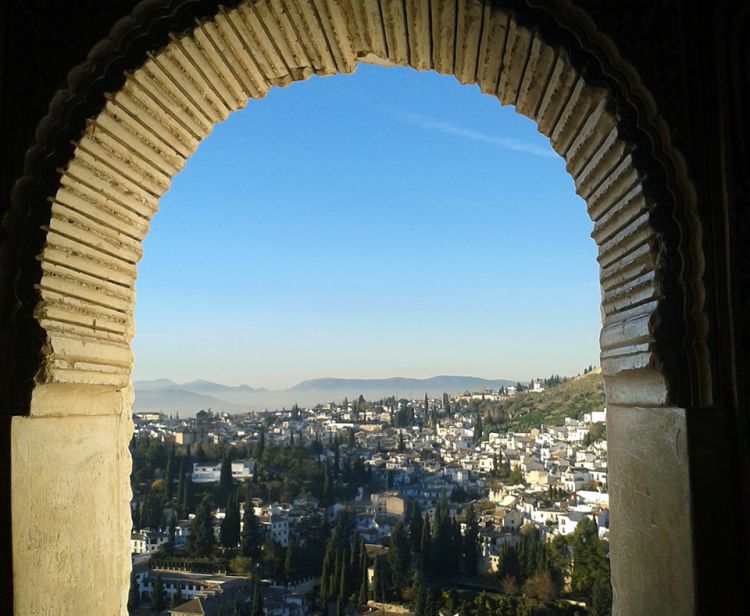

{"left": 3, "top": 1, "right": 707, "bottom": 614}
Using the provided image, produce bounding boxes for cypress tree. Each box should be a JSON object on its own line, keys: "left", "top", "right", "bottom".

{"left": 127, "top": 574, "right": 140, "bottom": 610}
{"left": 250, "top": 577, "right": 263, "bottom": 616}
{"left": 350, "top": 537, "right": 361, "bottom": 596}
{"left": 150, "top": 575, "right": 166, "bottom": 612}
{"left": 188, "top": 496, "right": 215, "bottom": 557}
{"left": 221, "top": 491, "right": 240, "bottom": 548}
{"left": 413, "top": 571, "right": 426, "bottom": 616}
{"left": 165, "top": 443, "right": 175, "bottom": 500}
{"left": 388, "top": 522, "right": 410, "bottom": 594}
{"left": 330, "top": 550, "right": 343, "bottom": 602}
{"left": 431, "top": 496, "right": 453, "bottom": 576}
{"left": 463, "top": 504, "right": 479, "bottom": 576}
{"left": 423, "top": 588, "right": 435, "bottom": 616}
{"left": 322, "top": 460, "right": 333, "bottom": 505}
{"left": 285, "top": 537, "right": 299, "bottom": 584}
{"left": 170, "top": 585, "right": 184, "bottom": 608}
{"left": 196, "top": 443, "right": 206, "bottom": 462}
{"left": 256, "top": 428, "right": 266, "bottom": 459}
{"left": 168, "top": 513, "right": 177, "bottom": 546}
{"left": 409, "top": 501, "right": 424, "bottom": 553}
{"left": 372, "top": 556, "right": 383, "bottom": 602}
{"left": 420, "top": 514, "right": 432, "bottom": 574}
{"left": 358, "top": 545, "right": 369, "bottom": 604}
{"left": 450, "top": 516, "right": 462, "bottom": 575}
{"left": 240, "top": 497, "right": 259, "bottom": 558}
{"left": 182, "top": 472, "right": 194, "bottom": 513}
{"left": 176, "top": 456, "right": 186, "bottom": 506}
{"left": 320, "top": 538, "right": 334, "bottom": 605}
{"left": 337, "top": 548, "right": 347, "bottom": 611}
{"left": 218, "top": 451, "right": 233, "bottom": 507}
{"left": 342, "top": 539, "right": 351, "bottom": 599}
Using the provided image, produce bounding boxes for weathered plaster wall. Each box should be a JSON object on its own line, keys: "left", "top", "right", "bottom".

{"left": 11, "top": 386, "right": 133, "bottom": 615}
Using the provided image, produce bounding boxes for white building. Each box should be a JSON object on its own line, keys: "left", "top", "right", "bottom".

{"left": 231, "top": 458, "right": 255, "bottom": 480}
{"left": 192, "top": 462, "right": 222, "bottom": 483}
{"left": 261, "top": 515, "right": 290, "bottom": 546}
{"left": 131, "top": 529, "right": 168, "bottom": 554}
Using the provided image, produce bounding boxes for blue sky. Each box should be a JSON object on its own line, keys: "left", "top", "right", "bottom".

{"left": 132, "top": 64, "right": 600, "bottom": 389}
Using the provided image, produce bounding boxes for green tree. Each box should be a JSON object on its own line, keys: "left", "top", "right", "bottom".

{"left": 431, "top": 494, "right": 458, "bottom": 577}
{"left": 322, "top": 460, "right": 334, "bottom": 505}
{"left": 420, "top": 514, "right": 432, "bottom": 573}
{"left": 221, "top": 490, "right": 241, "bottom": 548}
{"left": 240, "top": 497, "right": 259, "bottom": 558}
{"left": 320, "top": 537, "right": 334, "bottom": 606}
{"left": 150, "top": 575, "right": 166, "bottom": 612}
{"left": 463, "top": 504, "right": 479, "bottom": 576}
{"left": 195, "top": 443, "right": 207, "bottom": 462}
{"left": 388, "top": 522, "right": 410, "bottom": 595}
{"left": 372, "top": 556, "right": 386, "bottom": 602}
{"left": 591, "top": 571, "right": 613, "bottom": 616}
{"left": 547, "top": 534, "right": 570, "bottom": 594}
{"left": 285, "top": 537, "right": 300, "bottom": 584}
{"left": 261, "top": 537, "right": 285, "bottom": 581}
{"left": 358, "top": 545, "right": 369, "bottom": 604}
{"left": 423, "top": 587, "right": 436, "bottom": 616}
{"left": 583, "top": 422, "right": 606, "bottom": 447}
{"left": 336, "top": 548, "right": 348, "bottom": 614}
{"left": 170, "top": 585, "right": 184, "bottom": 608}
{"left": 127, "top": 574, "right": 140, "bottom": 610}
{"left": 571, "top": 515, "right": 611, "bottom": 611}
{"left": 229, "top": 555, "right": 253, "bottom": 575}
{"left": 188, "top": 496, "right": 215, "bottom": 557}
{"left": 256, "top": 428, "right": 266, "bottom": 459}
{"left": 176, "top": 456, "right": 186, "bottom": 506}
{"left": 164, "top": 443, "right": 176, "bottom": 500}
{"left": 508, "top": 464, "right": 523, "bottom": 485}
{"left": 409, "top": 500, "right": 424, "bottom": 553}
{"left": 413, "top": 570, "right": 426, "bottom": 616}
{"left": 250, "top": 576, "right": 263, "bottom": 616}
{"left": 218, "top": 451, "right": 234, "bottom": 507}
{"left": 182, "top": 471, "right": 195, "bottom": 513}
{"left": 142, "top": 488, "right": 164, "bottom": 530}
{"left": 167, "top": 512, "right": 177, "bottom": 547}
{"left": 498, "top": 545, "right": 521, "bottom": 581}
{"left": 571, "top": 516, "right": 599, "bottom": 594}
{"left": 474, "top": 414, "right": 483, "bottom": 441}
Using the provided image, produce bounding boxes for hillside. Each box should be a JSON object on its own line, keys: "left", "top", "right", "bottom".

{"left": 481, "top": 370, "right": 605, "bottom": 431}
{"left": 133, "top": 374, "right": 515, "bottom": 414}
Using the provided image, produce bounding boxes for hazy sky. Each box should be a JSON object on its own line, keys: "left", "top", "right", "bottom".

{"left": 132, "top": 64, "right": 601, "bottom": 389}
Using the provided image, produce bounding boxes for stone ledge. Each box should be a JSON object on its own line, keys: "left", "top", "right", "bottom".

{"left": 29, "top": 382, "right": 128, "bottom": 417}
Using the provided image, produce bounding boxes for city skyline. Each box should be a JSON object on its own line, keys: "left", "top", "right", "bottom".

{"left": 132, "top": 63, "right": 600, "bottom": 389}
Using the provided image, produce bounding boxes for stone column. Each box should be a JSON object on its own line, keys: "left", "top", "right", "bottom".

{"left": 608, "top": 404, "right": 694, "bottom": 615}
{"left": 11, "top": 384, "right": 133, "bottom": 615}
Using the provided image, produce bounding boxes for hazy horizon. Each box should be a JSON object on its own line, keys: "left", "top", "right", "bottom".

{"left": 134, "top": 372, "right": 533, "bottom": 390}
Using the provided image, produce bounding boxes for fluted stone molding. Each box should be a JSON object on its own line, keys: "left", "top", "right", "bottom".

{"left": 5, "top": 1, "right": 708, "bottom": 614}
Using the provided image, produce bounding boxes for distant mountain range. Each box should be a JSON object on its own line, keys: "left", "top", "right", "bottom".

{"left": 133, "top": 375, "right": 515, "bottom": 415}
